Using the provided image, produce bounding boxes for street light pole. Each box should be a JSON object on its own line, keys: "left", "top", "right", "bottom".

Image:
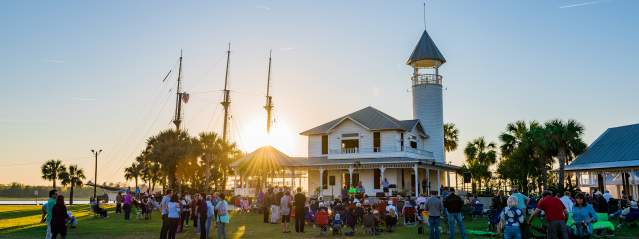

{"left": 91, "top": 149, "right": 102, "bottom": 204}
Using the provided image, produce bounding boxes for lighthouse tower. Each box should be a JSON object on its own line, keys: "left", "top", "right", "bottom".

{"left": 407, "top": 29, "right": 446, "bottom": 163}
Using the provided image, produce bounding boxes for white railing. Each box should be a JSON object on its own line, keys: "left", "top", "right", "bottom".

{"left": 412, "top": 73, "right": 442, "bottom": 85}
{"left": 330, "top": 148, "right": 360, "bottom": 154}
{"left": 327, "top": 146, "right": 434, "bottom": 159}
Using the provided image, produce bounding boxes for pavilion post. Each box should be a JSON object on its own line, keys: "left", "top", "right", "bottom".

{"left": 446, "top": 170, "right": 451, "bottom": 188}
{"left": 426, "top": 167, "right": 430, "bottom": 194}
{"left": 632, "top": 170, "right": 637, "bottom": 200}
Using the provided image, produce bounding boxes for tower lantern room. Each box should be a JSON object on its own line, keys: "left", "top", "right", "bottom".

{"left": 407, "top": 29, "right": 446, "bottom": 163}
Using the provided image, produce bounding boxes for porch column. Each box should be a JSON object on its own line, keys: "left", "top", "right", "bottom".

{"left": 575, "top": 171, "right": 580, "bottom": 187}
{"left": 319, "top": 168, "right": 325, "bottom": 199}
{"left": 413, "top": 164, "right": 420, "bottom": 196}
{"left": 380, "top": 166, "right": 386, "bottom": 191}
{"left": 447, "top": 170, "right": 451, "bottom": 188}
{"left": 425, "top": 167, "right": 430, "bottom": 194}
{"left": 348, "top": 166, "right": 354, "bottom": 188}
{"left": 455, "top": 172, "right": 459, "bottom": 190}
{"left": 436, "top": 169, "right": 441, "bottom": 195}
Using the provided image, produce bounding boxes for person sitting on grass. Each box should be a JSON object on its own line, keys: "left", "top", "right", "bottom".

{"left": 571, "top": 193, "right": 597, "bottom": 238}
{"left": 618, "top": 200, "right": 639, "bottom": 228}
{"left": 90, "top": 197, "right": 107, "bottom": 218}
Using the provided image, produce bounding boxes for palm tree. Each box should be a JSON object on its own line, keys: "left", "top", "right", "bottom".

{"left": 444, "top": 123, "right": 459, "bottom": 154}
{"left": 59, "top": 165, "right": 86, "bottom": 205}
{"left": 198, "top": 132, "right": 223, "bottom": 190}
{"left": 124, "top": 162, "right": 143, "bottom": 189}
{"left": 145, "top": 129, "right": 198, "bottom": 189}
{"left": 464, "top": 137, "right": 497, "bottom": 193}
{"left": 544, "top": 119, "right": 587, "bottom": 192}
{"left": 41, "top": 159, "right": 66, "bottom": 189}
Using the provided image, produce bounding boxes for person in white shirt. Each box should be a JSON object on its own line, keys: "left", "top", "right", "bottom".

{"left": 603, "top": 190, "right": 612, "bottom": 203}
{"left": 560, "top": 191, "right": 574, "bottom": 213}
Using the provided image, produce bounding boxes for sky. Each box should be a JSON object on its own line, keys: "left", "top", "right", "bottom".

{"left": 1, "top": 0, "right": 638, "bottom": 186}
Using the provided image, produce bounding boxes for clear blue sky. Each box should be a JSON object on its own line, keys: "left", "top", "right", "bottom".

{"left": 1, "top": 0, "right": 638, "bottom": 185}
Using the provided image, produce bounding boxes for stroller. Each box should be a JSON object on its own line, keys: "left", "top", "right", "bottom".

{"left": 403, "top": 206, "right": 417, "bottom": 226}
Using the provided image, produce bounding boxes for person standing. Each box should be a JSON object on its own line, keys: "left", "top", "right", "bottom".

{"left": 41, "top": 189, "right": 57, "bottom": 239}
{"left": 205, "top": 195, "right": 214, "bottom": 238}
{"left": 197, "top": 194, "right": 208, "bottom": 239}
{"left": 444, "top": 188, "right": 466, "bottom": 239}
{"left": 500, "top": 196, "right": 524, "bottom": 239}
{"left": 159, "top": 189, "right": 173, "bottom": 239}
{"left": 382, "top": 178, "right": 390, "bottom": 196}
{"left": 280, "top": 190, "right": 292, "bottom": 233}
{"left": 560, "top": 191, "right": 574, "bottom": 213}
{"left": 167, "top": 194, "right": 181, "bottom": 239}
{"left": 426, "top": 191, "right": 443, "bottom": 239}
{"left": 263, "top": 188, "right": 272, "bottom": 223}
{"left": 293, "top": 187, "right": 306, "bottom": 233}
{"left": 528, "top": 191, "right": 569, "bottom": 239}
{"left": 123, "top": 191, "right": 133, "bottom": 220}
{"left": 215, "top": 193, "right": 230, "bottom": 239}
{"left": 115, "top": 192, "right": 123, "bottom": 214}
{"left": 511, "top": 187, "right": 530, "bottom": 238}
{"left": 51, "top": 195, "right": 68, "bottom": 239}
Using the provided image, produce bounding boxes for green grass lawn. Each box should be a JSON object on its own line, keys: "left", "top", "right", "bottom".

{"left": 1, "top": 205, "right": 637, "bottom": 238}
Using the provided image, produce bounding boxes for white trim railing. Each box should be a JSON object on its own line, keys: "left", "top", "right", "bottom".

{"left": 412, "top": 73, "right": 442, "bottom": 85}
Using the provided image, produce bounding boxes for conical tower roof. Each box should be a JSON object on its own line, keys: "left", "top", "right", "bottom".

{"left": 406, "top": 30, "right": 446, "bottom": 68}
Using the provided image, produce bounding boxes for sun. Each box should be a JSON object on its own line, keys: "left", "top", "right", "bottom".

{"left": 237, "top": 115, "right": 297, "bottom": 155}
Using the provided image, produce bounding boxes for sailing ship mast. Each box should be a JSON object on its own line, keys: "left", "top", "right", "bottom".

{"left": 221, "top": 43, "right": 232, "bottom": 142}
{"left": 264, "top": 50, "right": 274, "bottom": 134}
{"left": 173, "top": 50, "right": 184, "bottom": 132}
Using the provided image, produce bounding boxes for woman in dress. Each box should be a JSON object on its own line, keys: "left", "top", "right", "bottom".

{"left": 51, "top": 195, "right": 69, "bottom": 239}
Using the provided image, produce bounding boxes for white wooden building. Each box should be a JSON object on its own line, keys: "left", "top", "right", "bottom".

{"left": 232, "top": 27, "right": 461, "bottom": 198}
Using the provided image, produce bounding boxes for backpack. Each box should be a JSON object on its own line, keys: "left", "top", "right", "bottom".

{"left": 389, "top": 208, "right": 397, "bottom": 218}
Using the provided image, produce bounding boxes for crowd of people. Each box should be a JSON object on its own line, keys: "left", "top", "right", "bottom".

{"left": 485, "top": 187, "right": 639, "bottom": 239}
{"left": 39, "top": 183, "right": 639, "bottom": 239}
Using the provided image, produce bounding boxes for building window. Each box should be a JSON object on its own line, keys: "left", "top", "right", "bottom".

{"left": 321, "top": 135, "right": 328, "bottom": 154}
{"left": 373, "top": 132, "right": 381, "bottom": 152}
{"left": 343, "top": 173, "right": 360, "bottom": 187}
{"left": 322, "top": 173, "right": 328, "bottom": 189}
{"left": 400, "top": 133, "right": 404, "bottom": 151}
{"left": 374, "top": 169, "right": 381, "bottom": 189}
{"left": 341, "top": 133, "right": 359, "bottom": 153}
{"left": 409, "top": 135, "right": 417, "bottom": 149}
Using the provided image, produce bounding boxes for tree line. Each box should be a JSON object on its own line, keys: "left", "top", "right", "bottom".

{"left": 445, "top": 119, "right": 587, "bottom": 195}
{"left": 123, "top": 129, "right": 242, "bottom": 193}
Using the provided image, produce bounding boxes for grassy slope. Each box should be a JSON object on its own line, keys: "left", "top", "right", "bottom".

{"left": 1, "top": 205, "right": 636, "bottom": 238}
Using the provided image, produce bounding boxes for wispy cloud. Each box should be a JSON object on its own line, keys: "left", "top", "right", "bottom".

{"left": 559, "top": 1, "right": 602, "bottom": 9}
{"left": 280, "top": 47, "right": 296, "bottom": 51}
{"left": 42, "top": 58, "right": 65, "bottom": 64}
{"left": 70, "top": 97, "right": 97, "bottom": 101}
{"left": 255, "top": 5, "right": 271, "bottom": 11}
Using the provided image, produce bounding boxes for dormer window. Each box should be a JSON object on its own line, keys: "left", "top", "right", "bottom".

{"left": 409, "top": 135, "right": 418, "bottom": 149}
{"left": 341, "top": 133, "right": 359, "bottom": 153}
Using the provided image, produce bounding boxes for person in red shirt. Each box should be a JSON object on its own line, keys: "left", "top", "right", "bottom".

{"left": 527, "top": 191, "right": 569, "bottom": 239}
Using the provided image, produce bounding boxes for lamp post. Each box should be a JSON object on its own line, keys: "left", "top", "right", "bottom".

{"left": 91, "top": 149, "right": 102, "bottom": 204}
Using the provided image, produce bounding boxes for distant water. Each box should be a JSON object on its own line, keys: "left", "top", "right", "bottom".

{"left": 0, "top": 200, "right": 92, "bottom": 205}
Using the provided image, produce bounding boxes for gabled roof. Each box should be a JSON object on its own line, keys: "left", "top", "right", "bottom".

{"left": 300, "top": 106, "right": 427, "bottom": 136}
{"left": 566, "top": 123, "right": 639, "bottom": 171}
{"left": 406, "top": 30, "right": 446, "bottom": 67}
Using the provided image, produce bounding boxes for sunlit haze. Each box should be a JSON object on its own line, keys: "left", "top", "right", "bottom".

{"left": 1, "top": 1, "right": 638, "bottom": 185}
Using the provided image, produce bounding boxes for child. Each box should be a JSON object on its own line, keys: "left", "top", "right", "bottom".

{"left": 343, "top": 208, "right": 356, "bottom": 236}
{"left": 315, "top": 207, "right": 330, "bottom": 236}
{"left": 332, "top": 211, "right": 343, "bottom": 235}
